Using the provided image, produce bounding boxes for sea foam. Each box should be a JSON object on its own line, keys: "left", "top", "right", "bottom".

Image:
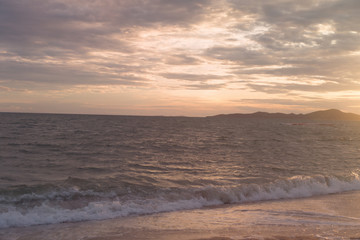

{"left": 1, "top": 174, "right": 360, "bottom": 228}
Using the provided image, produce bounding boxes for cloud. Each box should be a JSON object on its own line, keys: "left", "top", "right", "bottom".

{"left": 161, "top": 73, "right": 228, "bottom": 82}
{"left": 0, "top": 60, "right": 149, "bottom": 89}
{"left": 0, "top": 0, "right": 211, "bottom": 89}
{"left": 1, "top": 0, "right": 360, "bottom": 115}
{"left": 165, "top": 54, "right": 201, "bottom": 65}
{"left": 0, "top": 86, "right": 11, "bottom": 92}
{"left": 205, "top": 46, "right": 278, "bottom": 66}
{"left": 184, "top": 83, "right": 227, "bottom": 90}
{"left": 0, "top": 0, "right": 209, "bottom": 54}
{"left": 239, "top": 96, "right": 360, "bottom": 114}
{"left": 200, "top": 0, "right": 360, "bottom": 95}
{"left": 247, "top": 81, "right": 360, "bottom": 94}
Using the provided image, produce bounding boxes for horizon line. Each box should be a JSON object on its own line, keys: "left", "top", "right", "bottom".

{"left": 0, "top": 108, "right": 353, "bottom": 118}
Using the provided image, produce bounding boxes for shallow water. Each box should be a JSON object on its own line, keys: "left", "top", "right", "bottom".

{"left": 2, "top": 191, "right": 360, "bottom": 240}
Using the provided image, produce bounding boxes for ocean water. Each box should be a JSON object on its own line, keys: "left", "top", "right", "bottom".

{"left": 1, "top": 112, "right": 360, "bottom": 239}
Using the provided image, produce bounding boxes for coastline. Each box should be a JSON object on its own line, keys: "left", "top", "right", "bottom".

{"left": 2, "top": 190, "right": 360, "bottom": 240}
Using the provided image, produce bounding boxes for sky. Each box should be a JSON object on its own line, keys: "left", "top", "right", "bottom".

{"left": 1, "top": 0, "right": 360, "bottom": 116}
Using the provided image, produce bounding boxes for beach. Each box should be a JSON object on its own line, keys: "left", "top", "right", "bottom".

{"left": 2, "top": 190, "right": 360, "bottom": 240}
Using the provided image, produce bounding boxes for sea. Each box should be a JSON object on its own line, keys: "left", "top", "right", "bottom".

{"left": 1, "top": 112, "right": 360, "bottom": 240}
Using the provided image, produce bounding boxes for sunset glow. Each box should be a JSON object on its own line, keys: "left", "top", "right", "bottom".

{"left": 1, "top": 0, "right": 360, "bottom": 116}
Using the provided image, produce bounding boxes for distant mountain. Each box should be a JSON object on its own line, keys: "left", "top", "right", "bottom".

{"left": 304, "top": 109, "right": 360, "bottom": 121}
{"left": 209, "top": 109, "right": 360, "bottom": 121}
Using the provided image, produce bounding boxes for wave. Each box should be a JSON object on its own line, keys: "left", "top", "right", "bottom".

{"left": 1, "top": 173, "right": 360, "bottom": 228}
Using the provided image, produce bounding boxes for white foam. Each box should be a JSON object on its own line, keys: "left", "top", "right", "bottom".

{"left": 1, "top": 174, "right": 360, "bottom": 228}
{"left": 0, "top": 188, "right": 117, "bottom": 203}
{"left": 0, "top": 196, "right": 220, "bottom": 228}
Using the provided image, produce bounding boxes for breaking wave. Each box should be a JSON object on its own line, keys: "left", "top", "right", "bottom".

{"left": 1, "top": 173, "right": 360, "bottom": 228}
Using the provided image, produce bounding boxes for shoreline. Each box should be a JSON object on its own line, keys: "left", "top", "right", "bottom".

{"left": 2, "top": 190, "right": 360, "bottom": 240}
